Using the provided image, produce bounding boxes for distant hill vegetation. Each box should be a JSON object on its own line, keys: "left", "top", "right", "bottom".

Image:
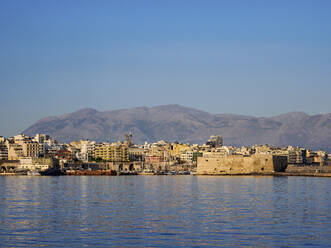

{"left": 23, "top": 104, "right": 331, "bottom": 152}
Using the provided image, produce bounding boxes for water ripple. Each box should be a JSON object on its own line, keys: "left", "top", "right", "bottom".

{"left": 0, "top": 176, "right": 330, "bottom": 247}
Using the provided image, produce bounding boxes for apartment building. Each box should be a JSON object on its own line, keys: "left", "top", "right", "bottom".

{"left": 0, "top": 144, "right": 8, "bottom": 160}
{"left": 94, "top": 143, "right": 129, "bottom": 162}
{"left": 22, "top": 142, "right": 39, "bottom": 158}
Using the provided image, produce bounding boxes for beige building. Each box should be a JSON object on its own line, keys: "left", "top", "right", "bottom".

{"left": 19, "top": 158, "right": 53, "bottom": 171}
{"left": 22, "top": 142, "right": 39, "bottom": 158}
{"left": 180, "top": 149, "right": 194, "bottom": 163}
{"left": 7, "top": 144, "right": 23, "bottom": 160}
{"left": 13, "top": 134, "right": 30, "bottom": 144}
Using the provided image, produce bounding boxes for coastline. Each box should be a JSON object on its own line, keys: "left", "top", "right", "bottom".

{"left": 2, "top": 172, "right": 331, "bottom": 177}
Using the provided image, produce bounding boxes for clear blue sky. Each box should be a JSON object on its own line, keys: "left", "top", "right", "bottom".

{"left": 1, "top": 0, "right": 331, "bottom": 137}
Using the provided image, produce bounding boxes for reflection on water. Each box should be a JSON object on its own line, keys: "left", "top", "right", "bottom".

{"left": 0, "top": 176, "right": 330, "bottom": 247}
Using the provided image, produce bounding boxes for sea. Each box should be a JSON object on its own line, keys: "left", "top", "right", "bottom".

{"left": 0, "top": 175, "right": 330, "bottom": 247}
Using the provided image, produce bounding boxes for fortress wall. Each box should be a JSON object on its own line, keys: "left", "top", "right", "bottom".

{"left": 197, "top": 154, "right": 287, "bottom": 175}
{"left": 286, "top": 165, "right": 331, "bottom": 173}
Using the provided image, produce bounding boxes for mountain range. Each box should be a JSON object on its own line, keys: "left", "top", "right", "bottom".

{"left": 23, "top": 104, "right": 331, "bottom": 152}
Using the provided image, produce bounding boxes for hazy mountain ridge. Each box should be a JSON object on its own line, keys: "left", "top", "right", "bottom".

{"left": 23, "top": 105, "right": 331, "bottom": 152}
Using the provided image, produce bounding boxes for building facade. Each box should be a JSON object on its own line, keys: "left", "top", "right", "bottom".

{"left": 94, "top": 144, "right": 129, "bottom": 162}
{"left": 0, "top": 144, "right": 8, "bottom": 160}
{"left": 22, "top": 142, "right": 39, "bottom": 158}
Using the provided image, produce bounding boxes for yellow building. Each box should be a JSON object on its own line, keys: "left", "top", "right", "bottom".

{"left": 170, "top": 143, "right": 190, "bottom": 157}
{"left": 94, "top": 144, "right": 129, "bottom": 162}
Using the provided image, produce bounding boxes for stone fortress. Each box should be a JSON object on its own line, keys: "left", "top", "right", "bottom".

{"left": 197, "top": 153, "right": 288, "bottom": 175}
{"left": 196, "top": 135, "right": 288, "bottom": 175}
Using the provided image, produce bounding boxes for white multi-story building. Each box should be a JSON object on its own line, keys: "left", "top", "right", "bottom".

{"left": 33, "top": 134, "right": 51, "bottom": 143}
{"left": 14, "top": 134, "right": 30, "bottom": 144}
{"left": 80, "top": 141, "right": 96, "bottom": 162}
{"left": 7, "top": 144, "right": 23, "bottom": 160}
{"left": 180, "top": 150, "right": 194, "bottom": 163}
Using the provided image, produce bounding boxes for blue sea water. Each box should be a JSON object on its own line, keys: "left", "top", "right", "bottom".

{"left": 0, "top": 176, "right": 330, "bottom": 247}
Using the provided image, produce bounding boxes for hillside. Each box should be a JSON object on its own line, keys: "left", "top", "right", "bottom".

{"left": 23, "top": 105, "right": 331, "bottom": 152}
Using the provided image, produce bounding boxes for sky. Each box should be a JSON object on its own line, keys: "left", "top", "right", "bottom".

{"left": 1, "top": 0, "right": 331, "bottom": 137}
